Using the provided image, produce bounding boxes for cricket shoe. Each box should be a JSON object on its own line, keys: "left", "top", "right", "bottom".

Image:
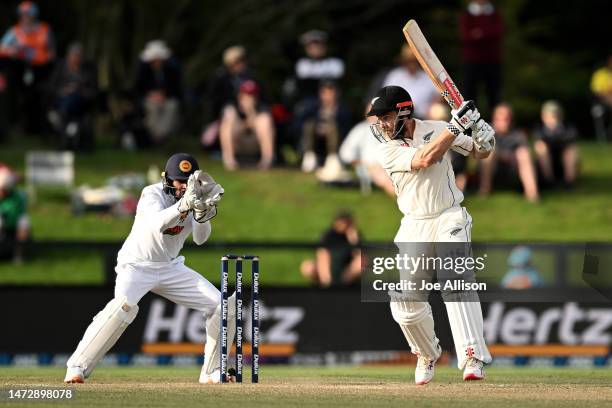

{"left": 463, "top": 357, "right": 485, "bottom": 381}
{"left": 199, "top": 368, "right": 236, "bottom": 384}
{"left": 414, "top": 356, "right": 437, "bottom": 385}
{"left": 64, "top": 366, "right": 84, "bottom": 384}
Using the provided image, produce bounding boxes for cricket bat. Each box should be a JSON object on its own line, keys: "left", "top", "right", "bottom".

{"left": 402, "top": 19, "right": 465, "bottom": 110}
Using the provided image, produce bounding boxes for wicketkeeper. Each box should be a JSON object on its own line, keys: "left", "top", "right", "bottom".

{"left": 368, "top": 86, "right": 495, "bottom": 384}
{"left": 64, "top": 153, "right": 236, "bottom": 384}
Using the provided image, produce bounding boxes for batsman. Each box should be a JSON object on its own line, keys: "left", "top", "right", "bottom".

{"left": 367, "top": 85, "right": 495, "bottom": 384}
{"left": 64, "top": 153, "right": 236, "bottom": 384}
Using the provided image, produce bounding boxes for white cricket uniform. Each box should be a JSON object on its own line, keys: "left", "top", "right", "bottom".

{"left": 375, "top": 119, "right": 473, "bottom": 243}
{"left": 114, "top": 183, "right": 218, "bottom": 311}
{"left": 376, "top": 119, "right": 492, "bottom": 369}
{"left": 65, "top": 182, "right": 226, "bottom": 381}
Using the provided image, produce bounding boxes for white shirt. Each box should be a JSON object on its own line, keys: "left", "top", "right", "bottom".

{"left": 383, "top": 67, "right": 440, "bottom": 118}
{"left": 295, "top": 57, "right": 344, "bottom": 79}
{"left": 339, "top": 120, "right": 380, "bottom": 166}
{"left": 117, "top": 183, "right": 211, "bottom": 265}
{"left": 375, "top": 119, "right": 473, "bottom": 219}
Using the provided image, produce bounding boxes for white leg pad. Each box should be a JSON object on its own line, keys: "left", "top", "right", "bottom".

{"left": 201, "top": 293, "right": 236, "bottom": 375}
{"left": 67, "top": 297, "right": 138, "bottom": 378}
{"left": 445, "top": 301, "right": 492, "bottom": 369}
{"left": 390, "top": 298, "right": 441, "bottom": 361}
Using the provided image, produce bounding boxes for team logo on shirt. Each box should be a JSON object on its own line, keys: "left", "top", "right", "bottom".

{"left": 450, "top": 227, "right": 463, "bottom": 237}
{"left": 163, "top": 225, "right": 185, "bottom": 235}
{"left": 422, "top": 131, "right": 434, "bottom": 143}
{"left": 179, "top": 160, "right": 192, "bottom": 172}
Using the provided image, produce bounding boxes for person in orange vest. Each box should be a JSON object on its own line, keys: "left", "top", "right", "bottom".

{"left": 0, "top": 1, "right": 55, "bottom": 134}
{"left": 0, "top": 1, "right": 55, "bottom": 66}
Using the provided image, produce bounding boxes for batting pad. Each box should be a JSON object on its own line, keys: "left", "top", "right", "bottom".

{"left": 445, "top": 301, "right": 492, "bottom": 369}
{"left": 67, "top": 297, "right": 138, "bottom": 377}
{"left": 202, "top": 293, "right": 236, "bottom": 375}
{"left": 390, "top": 299, "right": 441, "bottom": 361}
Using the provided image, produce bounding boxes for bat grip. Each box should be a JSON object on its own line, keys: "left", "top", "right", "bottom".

{"left": 456, "top": 100, "right": 475, "bottom": 117}
{"left": 456, "top": 100, "right": 475, "bottom": 136}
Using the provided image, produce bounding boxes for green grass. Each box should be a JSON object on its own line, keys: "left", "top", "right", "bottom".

{"left": 1, "top": 366, "right": 611, "bottom": 407}
{"left": 0, "top": 140, "right": 611, "bottom": 285}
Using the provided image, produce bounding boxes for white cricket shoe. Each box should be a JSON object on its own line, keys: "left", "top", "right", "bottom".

{"left": 199, "top": 368, "right": 236, "bottom": 384}
{"left": 463, "top": 357, "right": 485, "bottom": 381}
{"left": 64, "top": 366, "right": 84, "bottom": 384}
{"left": 414, "top": 356, "right": 436, "bottom": 385}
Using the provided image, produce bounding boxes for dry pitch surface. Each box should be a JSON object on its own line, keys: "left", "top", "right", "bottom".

{"left": 1, "top": 366, "right": 611, "bottom": 407}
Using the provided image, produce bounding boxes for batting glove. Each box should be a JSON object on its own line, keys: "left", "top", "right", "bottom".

{"left": 447, "top": 100, "right": 480, "bottom": 137}
{"left": 473, "top": 119, "right": 496, "bottom": 152}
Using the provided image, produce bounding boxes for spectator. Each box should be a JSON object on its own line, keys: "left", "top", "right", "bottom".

{"left": 533, "top": 101, "right": 579, "bottom": 189}
{"left": 47, "top": 42, "right": 97, "bottom": 150}
{"left": 301, "top": 81, "right": 350, "bottom": 173}
{"left": 382, "top": 45, "right": 440, "bottom": 119}
{"left": 479, "top": 103, "right": 540, "bottom": 202}
{"left": 289, "top": 30, "right": 345, "bottom": 149}
{"left": 293, "top": 30, "right": 344, "bottom": 105}
{"left": 501, "top": 246, "right": 543, "bottom": 289}
{"left": 339, "top": 105, "right": 394, "bottom": 196}
{"left": 202, "top": 46, "right": 256, "bottom": 147}
{"left": 219, "top": 79, "right": 275, "bottom": 170}
{"left": 0, "top": 1, "right": 55, "bottom": 134}
{"left": 300, "top": 211, "right": 362, "bottom": 287}
{"left": 135, "top": 40, "right": 182, "bottom": 144}
{"left": 459, "top": 0, "right": 503, "bottom": 111}
{"left": 0, "top": 165, "right": 29, "bottom": 264}
{"left": 590, "top": 54, "right": 612, "bottom": 142}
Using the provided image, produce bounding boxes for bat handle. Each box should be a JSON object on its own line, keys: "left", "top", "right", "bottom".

{"left": 456, "top": 100, "right": 476, "bottom": 136}
{"left": 456, "top": 100, "right": 475, "bottom": 117}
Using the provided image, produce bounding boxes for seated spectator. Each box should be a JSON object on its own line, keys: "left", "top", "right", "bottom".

{"left": 202, "top": 45, "right": 256, "bottom": 147}
{"left": 300, "top": 211, "right": 362, "bottom": 287}
{"left": 292, "top": 30, "right": 344, "bottom": 106}
{"left": 301, "top": 81, "right": 350, "bottom": 173}
{"left": 382, "top": 45, "right": 440, "bottom": 119}
{"left": 533, "top": 101, "right": 578, "bottom": 189}
{"left": 479, "top": 103, "right": 539, "bottom": 202}
{"left": 501, "top": 246, "right": 543, "bottom": 289}
{"left": 0, "top": 165, "right": 29, "bottom": 264}
{"left": 47, "top": 42, "right": 97, "bottom": 150}
{"left": 590, "top": 54, "right": 612, "bottom": 142}
{"left": 289, "top": 30, "right": 345, "bottom": 148}
{"left": 219, "top": 79, "right": 275, "bottom": 170}
{"left": 0, "top": 1, "right": 55, "bottom": 135}
{"left": 136, "top": 40, "right": 182, "bottom": 144}
{"left": 339, "top": 105, "right": 394, "bottom": 196}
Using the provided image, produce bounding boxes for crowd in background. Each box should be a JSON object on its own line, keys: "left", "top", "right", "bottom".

{"left": 0, "top": 0, "right": 606, "bottom": 270}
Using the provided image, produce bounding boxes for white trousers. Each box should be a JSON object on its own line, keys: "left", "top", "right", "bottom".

{"left": 66, "top": 256, "right": 220, "bottom": 377}
{"left": 115, "top": 257, "right": 219, "bottom": 314}
{"left": 391, "top": 206, "right": 492, "bottom": 369}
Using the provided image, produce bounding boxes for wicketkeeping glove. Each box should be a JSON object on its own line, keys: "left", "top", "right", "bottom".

{"left": 447, "top": 100, "right": 480, "bottom": 137}
{"left": 177, "top": 173, "right": 201, "bottom": 213}
{"left": 193, "top": 204, "right": 218, "bottom": 223}
{"left": 190, "top": 170, "right": 224, "bottom": 222}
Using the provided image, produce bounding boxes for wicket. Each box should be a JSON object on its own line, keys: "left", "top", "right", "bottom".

{"left": 220, "top": 254, "right": 260, "bottom": 383}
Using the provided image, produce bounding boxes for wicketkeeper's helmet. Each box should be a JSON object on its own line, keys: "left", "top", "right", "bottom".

{"left": 162, "top": 153, "right": 199, "bottom": 199}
